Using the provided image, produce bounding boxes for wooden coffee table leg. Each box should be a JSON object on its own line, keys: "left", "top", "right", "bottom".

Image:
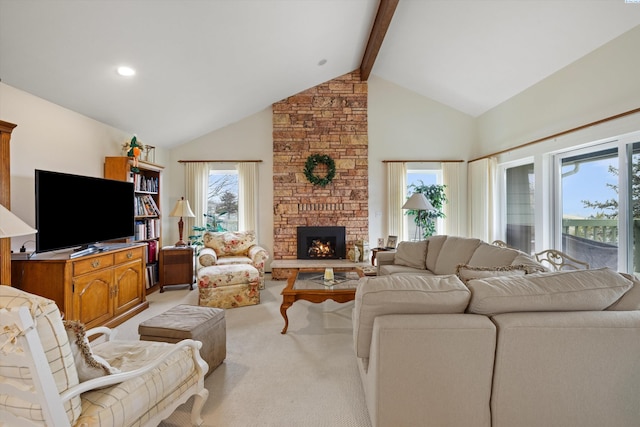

{"left": 280, "top": 301, "right": 292, "bottom": 334}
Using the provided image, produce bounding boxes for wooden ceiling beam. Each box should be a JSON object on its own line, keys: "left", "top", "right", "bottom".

{"left": 360, "top": 0, "right": 399, "bottom": 81}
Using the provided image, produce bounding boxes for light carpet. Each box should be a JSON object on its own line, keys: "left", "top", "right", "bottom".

{"left": 112, "top": 275, "right": 372, "bottom": 427}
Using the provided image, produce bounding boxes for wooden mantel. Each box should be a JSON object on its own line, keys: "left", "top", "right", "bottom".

{"left": 1, "top": 120, "right": 18, "bottom": 286}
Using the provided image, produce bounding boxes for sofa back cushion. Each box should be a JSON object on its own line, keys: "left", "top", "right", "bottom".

{"left": 466, "top": 268, "right": 634, "bottom": 316}
{"left": 204, "top": 230, "right": 256, "bottom": 256}
{"left": 467, "top": 242, "right": 519, "bottom": 266}
{"left": 393, "top": 240, "right": 428, "bottom": 269}
{"left": 353, "top": 274, "right": 471, "bottom": 358}
{"left": 428, "top": 236, "right": 482, "bottom": 275}
{"left": 0, "top": 286, "right": 82, "bottom": 425}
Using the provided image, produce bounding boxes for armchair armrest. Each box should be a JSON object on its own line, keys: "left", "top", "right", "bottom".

{"left": 59, "top": 339, "right": 206, "bottom": 402}
{"left": 248, "top": 245, "right": 269, "bottom": 270}
{"left": 197, "top": 247, "right": 218, "bottom": 269}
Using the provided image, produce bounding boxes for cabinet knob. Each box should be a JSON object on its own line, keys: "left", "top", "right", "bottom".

{"left": 91, "top": 260, "right": 100, "bottom": 268}
{"left": 126, "top": 252, "right": 133, "bottom": 259}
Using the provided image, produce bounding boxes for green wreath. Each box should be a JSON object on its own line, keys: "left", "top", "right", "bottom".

{"left": 304, "top": 154, "right": 336, "bottom": 187}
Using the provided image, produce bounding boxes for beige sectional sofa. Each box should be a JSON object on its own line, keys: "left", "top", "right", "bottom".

{"left": 376, "top": 235, "right": 543, "bottom": 277}
{"left": 353, "top": 266, "right": 640, "bottom": 427}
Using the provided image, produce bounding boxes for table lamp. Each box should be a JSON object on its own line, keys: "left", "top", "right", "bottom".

{"left": 0, "top": 203, "right": 37, "bottom": 238}
{"left": 169, "top": 197, "right": 195, "bottom": 247}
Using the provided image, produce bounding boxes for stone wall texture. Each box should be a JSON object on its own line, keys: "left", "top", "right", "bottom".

{"left": 272, "top": 70, "right": 369, "bottom": 260}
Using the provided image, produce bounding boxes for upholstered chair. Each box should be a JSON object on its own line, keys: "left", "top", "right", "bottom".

{"left": 198, "top": 230, "right": 269, "bottom": 289}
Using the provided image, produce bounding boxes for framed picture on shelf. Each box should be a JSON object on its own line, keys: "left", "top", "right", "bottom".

{"left": 386, "top": 235, "right": 397, "bottom": 249}
{"left": 377, "top": 238, "right": 385, "bottom": 248}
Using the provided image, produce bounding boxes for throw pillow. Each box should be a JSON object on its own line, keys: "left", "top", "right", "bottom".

{"left": 607, "top": 272, "right": 640, "bottom": 311}
{"left": 466, "top": 267, "right": 634, "bottom": 316}
{"left": 456, "top": 264, "right": 528, "bottom": 285}
{"left": 393, "top": 240, "right": 428, "bottom": 269}
{"left": 64, "top": 320, "right": 120, "bottom": 382}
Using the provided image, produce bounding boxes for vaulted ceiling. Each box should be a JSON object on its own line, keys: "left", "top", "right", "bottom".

{"left": 1, "top": 0, "right": 639, "bottom": 148}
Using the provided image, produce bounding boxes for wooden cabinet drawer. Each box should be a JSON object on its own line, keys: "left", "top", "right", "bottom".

{"left": 73, "top": 253, "right": 114, "bottom": 276}
{"left": 115, "top": 246, "right": 144, "bottom": 264}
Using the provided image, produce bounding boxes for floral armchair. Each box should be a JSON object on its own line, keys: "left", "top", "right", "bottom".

{"left": 197, "top": 230, "right": 269, "bottom": 289}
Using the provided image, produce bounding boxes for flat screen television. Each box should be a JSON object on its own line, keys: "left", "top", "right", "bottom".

{"left": 35, "top": 169, "right": 135, "bottom": 256}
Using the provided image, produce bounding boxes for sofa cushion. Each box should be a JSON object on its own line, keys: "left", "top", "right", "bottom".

{"left": 466, "top": 268, "right": 634, "bottom": 316}
{"left": 353, "top": 274, "right": 471, "bottom": 358}
{"left": 607, "top": 273, "right": 640, "bottom": 311}
{"left": 430, "top": 236, "right": 482, "bottom": 275}
{"left": 378, "top": 264, "right": 435, "bottom": 276}
{"left": 393, "top": 240, "right": 428, "bottom": 269}
{"left": 0, "top": 286, "right": 82, "bottom": 425}
{"left": 77, "top": 341, "right": 199, "bottom": 426}
{"left": 456, "top": 264, "right": 528, "bottom": 285}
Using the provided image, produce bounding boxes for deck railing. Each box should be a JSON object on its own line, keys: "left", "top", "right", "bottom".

{"left": 562, "top": 219, "right": 619, "bottom": 244}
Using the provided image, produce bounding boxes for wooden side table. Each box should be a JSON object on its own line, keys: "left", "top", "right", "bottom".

{"left": 370, "top": 247, "right": 394, "bottom": 266}
{"left": 159, "top": 246, "right": 194, "bottom": 293}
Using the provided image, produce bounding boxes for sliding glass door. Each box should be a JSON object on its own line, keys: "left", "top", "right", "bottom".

{"left": 554, "top": 136, "right": 639, "bottom": 275}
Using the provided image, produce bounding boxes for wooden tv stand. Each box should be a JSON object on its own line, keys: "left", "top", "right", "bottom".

{"left": 11, "top": 243, "right": 149, "bottom": 329}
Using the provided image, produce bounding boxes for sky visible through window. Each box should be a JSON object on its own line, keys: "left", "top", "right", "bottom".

{"left": 562, "top": 158, "right": 617, "bottom": 218}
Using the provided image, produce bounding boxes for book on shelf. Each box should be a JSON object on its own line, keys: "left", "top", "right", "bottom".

{"left": 134, "top": 194, "right": 160, "bottom": 216}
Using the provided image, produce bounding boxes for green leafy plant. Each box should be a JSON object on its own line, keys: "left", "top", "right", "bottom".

{"left": 188, "top": 212, "right": 227, "bottom": 254}
{"left": 406, "top": 181, "right": 447, "bottom": 238}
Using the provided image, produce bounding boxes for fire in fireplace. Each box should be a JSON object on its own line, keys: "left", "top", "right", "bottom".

{"left": 297, "top": 226, "right": 346, "bottom": 260}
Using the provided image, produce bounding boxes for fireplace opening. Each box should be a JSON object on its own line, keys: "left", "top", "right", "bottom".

{"left": 297, "top": 226, "right": 346, "bottom": 260}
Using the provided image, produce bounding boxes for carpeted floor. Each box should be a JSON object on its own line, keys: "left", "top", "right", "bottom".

{"left": 112, "top": 275, "right": 372, "bottom": 427}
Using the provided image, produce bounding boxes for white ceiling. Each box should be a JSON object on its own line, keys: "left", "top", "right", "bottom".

{"left": 1, "top": 0, "right": 640, "bottom": 148}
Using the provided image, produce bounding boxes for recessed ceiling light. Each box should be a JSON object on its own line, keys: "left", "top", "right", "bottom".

{"left": 117, "top": 66, "right": 136, "bottom": 77}
{"left": 318, "top": 59, "right": 327, "bottom": 66}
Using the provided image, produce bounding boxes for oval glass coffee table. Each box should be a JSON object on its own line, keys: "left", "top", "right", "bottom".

{"left": 280, "top": 267, "right": 364, "bottom": 334}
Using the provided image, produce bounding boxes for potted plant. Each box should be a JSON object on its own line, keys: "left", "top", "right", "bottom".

{"left": 188, "top": 212, "right": 227, "bottom": 255}
{"left": 406, "top": 181, "right": 447, "bottom": 238}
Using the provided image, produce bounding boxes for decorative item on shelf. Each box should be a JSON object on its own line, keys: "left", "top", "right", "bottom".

{"left": 169, "top": 197, "right": 195, "bottom": 247}
{"left": 304, "top": 154, "right": 336, "bottom": 187}
{"left": 353, "top": 245, "right": 361, "bottom": 264}
{"left": 122, "top": 135, "right": 145, "bottom": 173}
{"left": 402, "top": 192, "right": 435, "bottom": 241}
{"left": 0, "top": 204, "right": 38, "bottom": 238}
{"left": 386, "top": 235, "right": 398, "bottom": 249}
{"left": 377, "top": 238, "right": 385, "bottom": 248}
{"left": 143, "top": 144, "right": 156, "bottom": 163}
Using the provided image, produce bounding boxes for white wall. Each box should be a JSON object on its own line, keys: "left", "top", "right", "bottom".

{"left": 165, "top": 108, "right": 274, "bottom": 261}
{"left": 367, "top": 76, "right": 476, "bottom": 241}
{"left": 0, "top": 82, "right": 168, "bottom": 253}
{"left": 476, "top": 25, "right": 640, "bottom": 159}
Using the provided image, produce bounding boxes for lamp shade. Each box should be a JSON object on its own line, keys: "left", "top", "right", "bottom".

{"left": 402, "top": 193, "right": 435, "bottom": 211}
{"left": 169, "top": 197, "right": 195, "bottom": 218}
{"left": 0, "top": 204, "right": 37, "bottom": 238}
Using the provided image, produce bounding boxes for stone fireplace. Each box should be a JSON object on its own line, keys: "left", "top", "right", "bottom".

{"left": 272, "top": 70, "right": 369, "bottom": 271}
{"left": 296, "top": 226, "right": 346, "bottom": 260}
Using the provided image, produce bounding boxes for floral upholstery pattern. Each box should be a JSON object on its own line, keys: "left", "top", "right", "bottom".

{"left": 198, "top": 264, "right": 261, "bottom": 309}
{"left": 199, "top": 230, "right": 269, "bottom": 289}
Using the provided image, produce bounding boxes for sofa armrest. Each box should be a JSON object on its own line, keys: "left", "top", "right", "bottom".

{"left": 375, "top": 251, "right": 396, "bottom": 275}
{"left": 360, "top": 314, "right": 495, "bottom": 427}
